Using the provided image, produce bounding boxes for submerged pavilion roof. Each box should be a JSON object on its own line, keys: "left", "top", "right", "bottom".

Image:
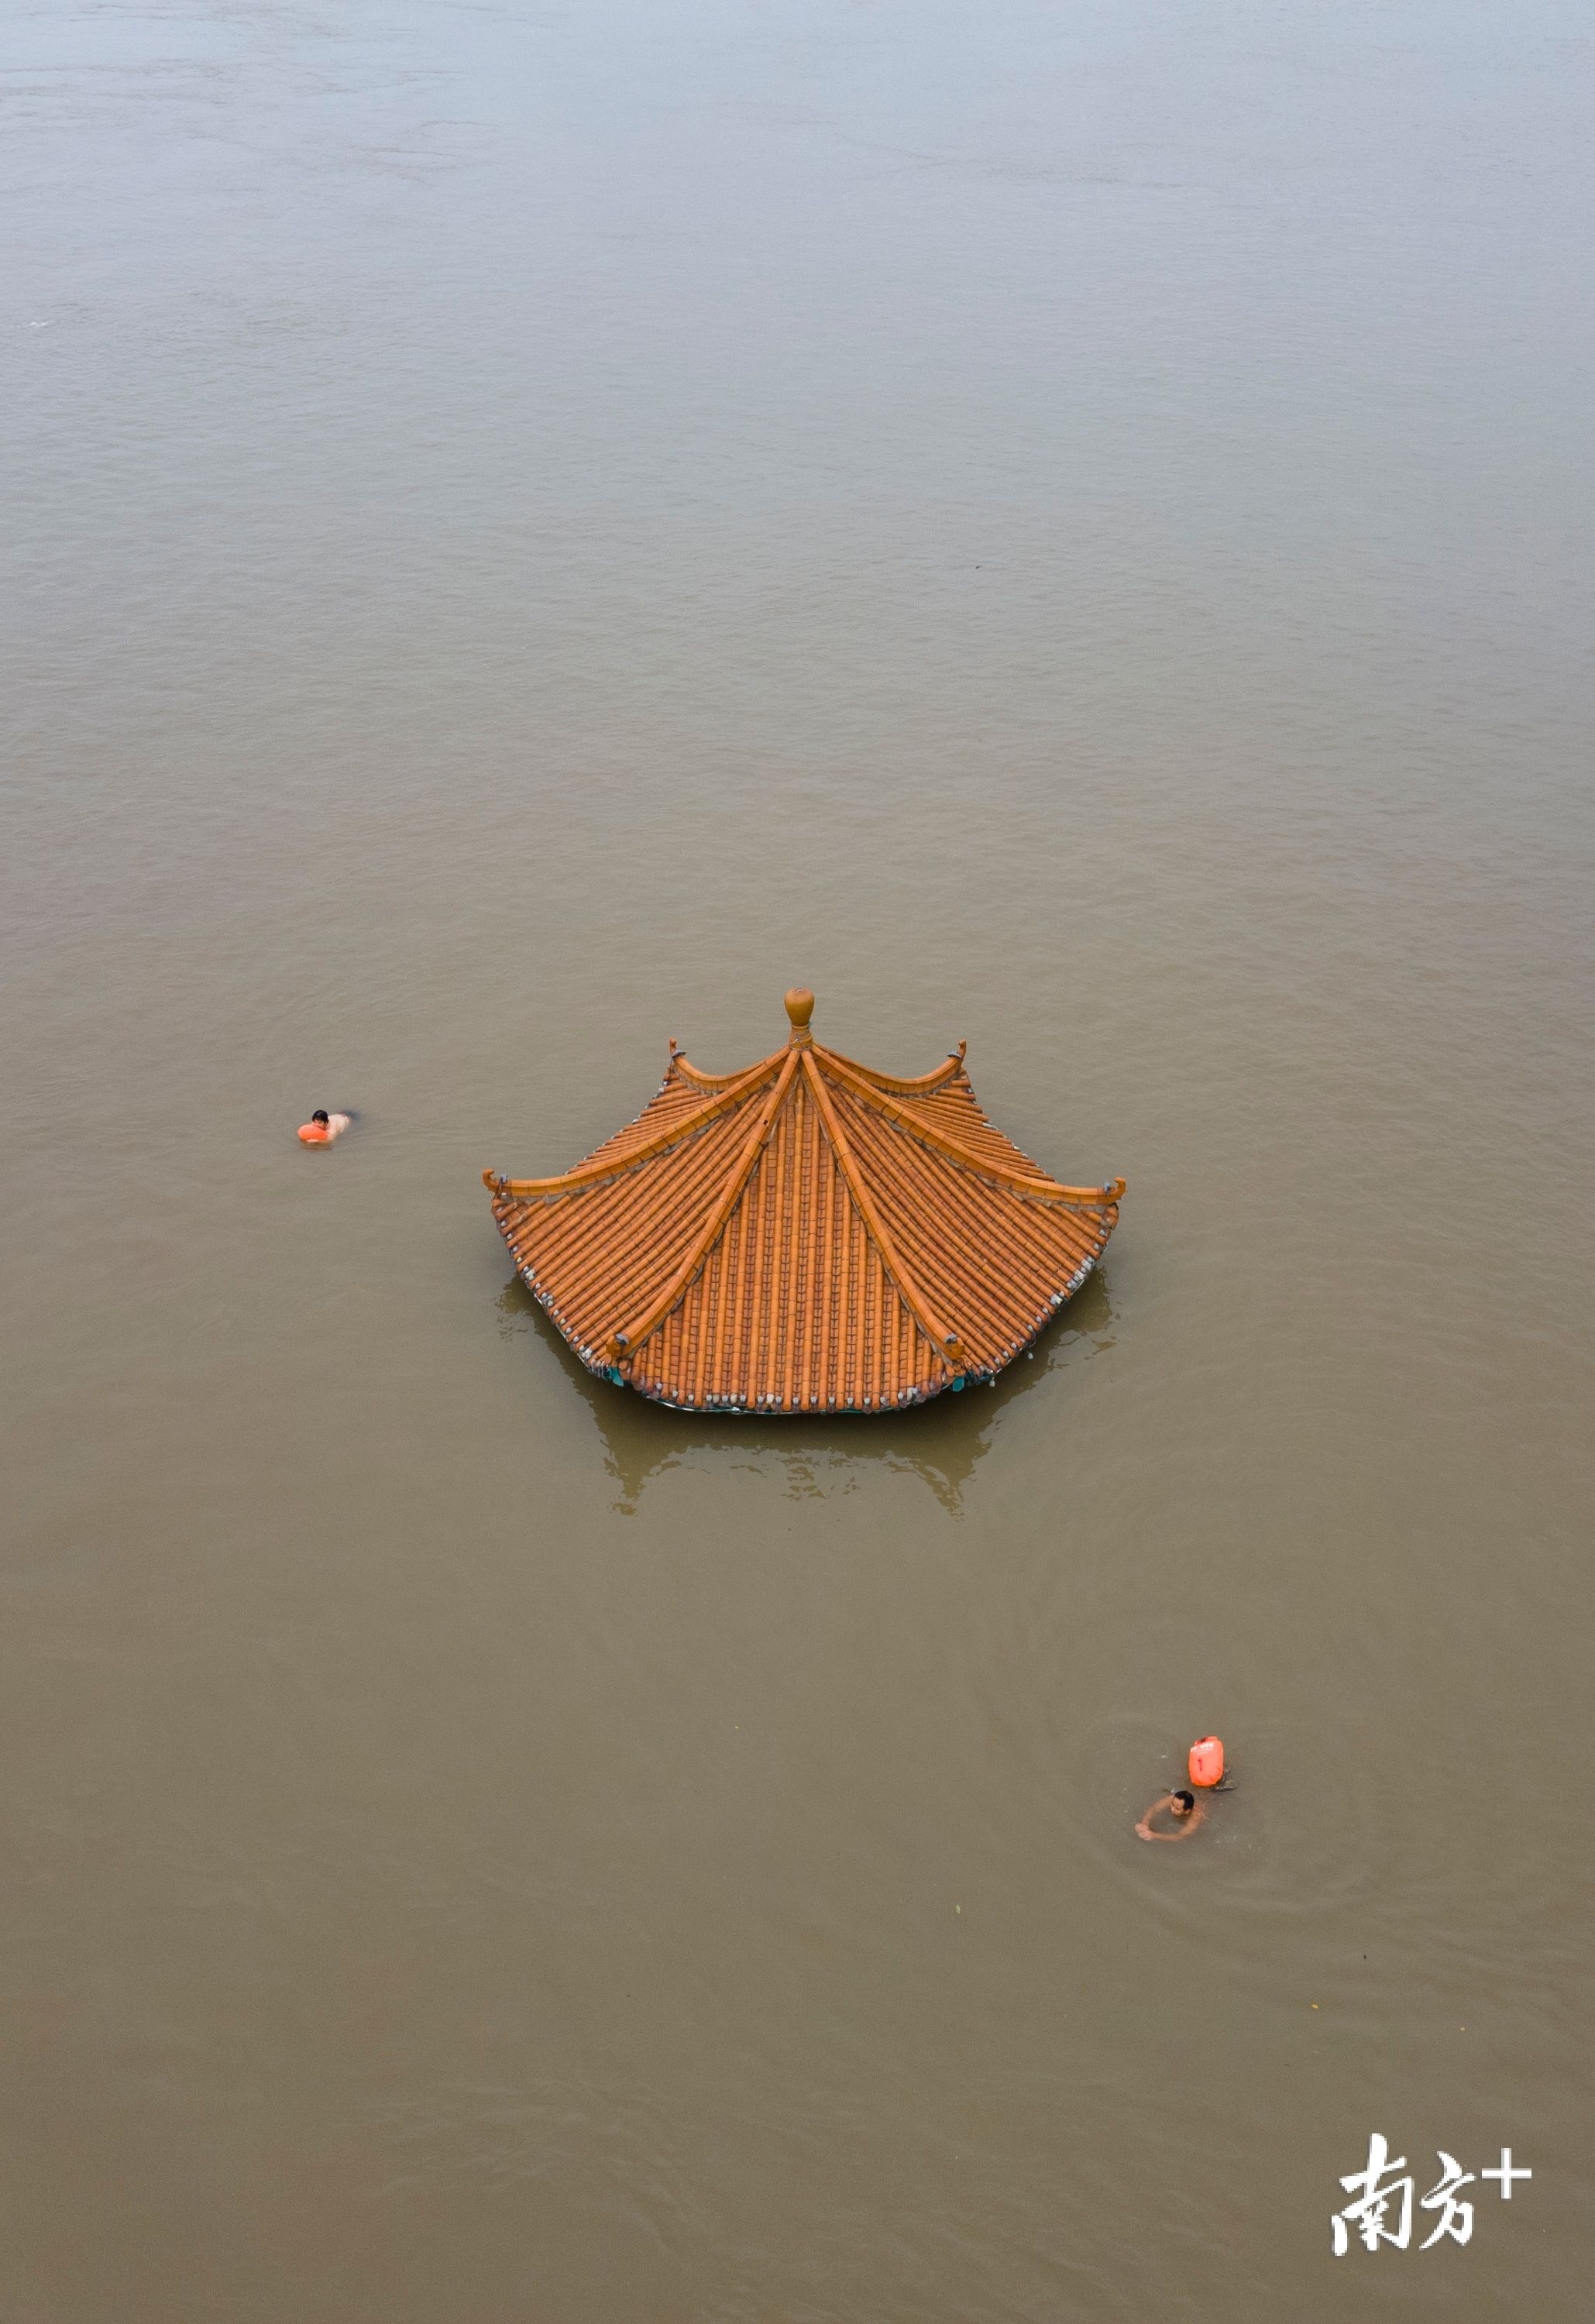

{"left": 483, "top": 990, "right": 1124, "bottom": 1415}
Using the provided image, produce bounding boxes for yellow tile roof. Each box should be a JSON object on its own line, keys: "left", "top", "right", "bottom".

{"left": 484, "top": 990, "right": 1123, "bottom": 1412}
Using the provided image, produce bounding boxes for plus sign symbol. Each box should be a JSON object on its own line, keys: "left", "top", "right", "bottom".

{"left": 1480, "top": 2149, "right": 1532, "bottom": 2199}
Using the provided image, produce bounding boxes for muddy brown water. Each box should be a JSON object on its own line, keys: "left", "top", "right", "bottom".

{"left": 4, "top": 3, "right": 1593, "bottom": 2318}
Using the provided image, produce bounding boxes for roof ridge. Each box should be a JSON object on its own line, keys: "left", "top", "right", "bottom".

{"left": 813, "top": 1040, "right": 967, "bottom": 1095}
{"left": 605, "top": 1047, "right": 802, "bottom": 1361}
{"left": 668, "top": 1042, "right": 785, "bottom": 1092}
{"left": 817, "top": 1049, "right": 1122, "bottom": 1206}
{"left": 484, "top": 1055, "right": 781, "bottom": 1198}
{"left": 799, "top": 1050, "right": 964, "bottom": 1370}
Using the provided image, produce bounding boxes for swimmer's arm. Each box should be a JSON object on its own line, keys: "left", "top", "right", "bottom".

{"left": 327, "top": 1113, "right": 352, "bottom": 1136}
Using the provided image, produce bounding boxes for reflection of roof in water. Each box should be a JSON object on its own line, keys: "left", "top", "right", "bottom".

{"left": 484, "top": 989, "right": 1122, "bottom": 1415}
{"left": 495, "top": 1267, "right": 1119, "bottom": 1513}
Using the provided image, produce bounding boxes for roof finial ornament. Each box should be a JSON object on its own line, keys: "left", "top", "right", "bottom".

{"left": 784, "top": 986, "right": 815, "bottom": 1046}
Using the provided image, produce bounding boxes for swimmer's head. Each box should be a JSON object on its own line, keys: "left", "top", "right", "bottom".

{"left": 1171, "top": 1789, "right": 1195, "bottom": 1817}
{"left": 311, "top": 1110, "right": 330, "bottom": 1125}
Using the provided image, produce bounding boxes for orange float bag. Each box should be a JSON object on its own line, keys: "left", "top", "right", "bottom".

{"left": 1188, "top": 1735, "right": 1225, "bottom": 1789}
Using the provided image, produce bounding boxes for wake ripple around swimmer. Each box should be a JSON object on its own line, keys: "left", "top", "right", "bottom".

{"left": 1062, "top": 1711, "right": 1580, "bottom": 2042}
{"left": 1072, "top": 1708, "right": 1398, "bottom": 1954}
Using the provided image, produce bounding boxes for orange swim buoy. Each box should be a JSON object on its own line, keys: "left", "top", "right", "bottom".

{"left": 297, "top": 1122, "right": 331, "bottom": 1144}
{"left": 1188, "top": 1735, "right": 1225, "bottom": 1789}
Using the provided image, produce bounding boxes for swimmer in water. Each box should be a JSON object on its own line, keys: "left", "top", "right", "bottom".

{"left": 297, "top": 1109, "right": 352, "bottom": 1145}
{"left": 1136, "top": 1786, "right": 1204, "bottom": 1842}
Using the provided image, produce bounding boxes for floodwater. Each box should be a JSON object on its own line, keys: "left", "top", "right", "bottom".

{"left": 4, "top": 2, "right": 1593, "bottom": 2316}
